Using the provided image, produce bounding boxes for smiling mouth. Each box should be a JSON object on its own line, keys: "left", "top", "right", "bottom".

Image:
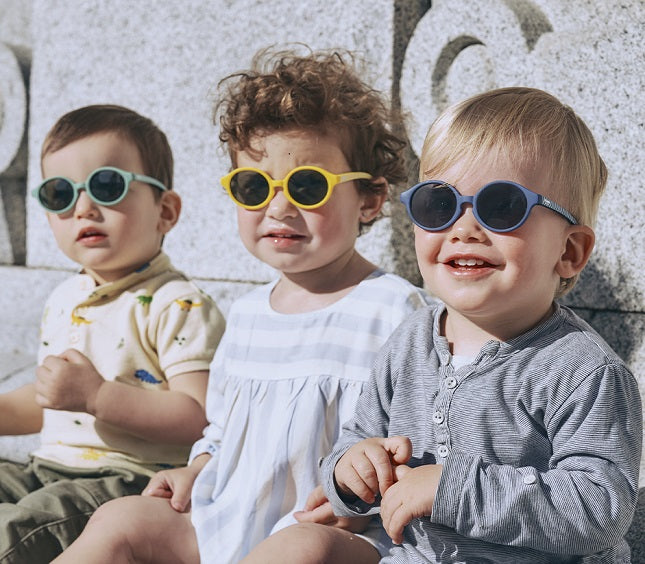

{"left": 447, "top": 257, "right": 496, "bottom": 269}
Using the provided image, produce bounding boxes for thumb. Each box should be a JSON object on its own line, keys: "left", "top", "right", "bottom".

{"left": 383, "top": 436, "right": 413, "bottom": 465}
{"left": 170, "top": 487, "right": 191, "bottom": 512}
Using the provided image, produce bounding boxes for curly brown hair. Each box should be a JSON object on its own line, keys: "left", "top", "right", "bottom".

{"left": 214, "top": 47, "right": 407, "bottom": 204}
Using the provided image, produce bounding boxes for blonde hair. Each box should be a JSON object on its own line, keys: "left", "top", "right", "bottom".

{"left": 419, "top": 87, "right": 607, "bottom": 296}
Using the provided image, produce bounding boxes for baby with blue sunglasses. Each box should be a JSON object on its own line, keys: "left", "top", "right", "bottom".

{"left": 55, "top": 48, "right": 430, "bottom": 564}
{"left": 310, "top": 87, "right": 641, "bottom": 563}
{"left": 0, "top": 104, "right": 225, "bottom": 563}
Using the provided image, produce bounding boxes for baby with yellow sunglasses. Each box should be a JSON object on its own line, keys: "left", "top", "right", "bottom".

{"left": 56, "top": 47, "right": 429, "bottom": 564}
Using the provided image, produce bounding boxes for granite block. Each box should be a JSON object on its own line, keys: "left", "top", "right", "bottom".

{"left": 26, "top": 0, "right": 401, "bottom": 285}
{"left": 399, "top": 0, "right": 644, "bottom": 312}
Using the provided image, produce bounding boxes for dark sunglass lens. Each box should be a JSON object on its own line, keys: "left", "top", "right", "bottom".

{"left": 478, "top": 183, "right": 527, "bottom": 230}
{"left": 287, "top": 170, "right": 328, "bottom": 206}
{"left": 410, "top": 184, "right": 457, "bottom": 229}
{"left": 89, "top": 170, "right": 126, "bottom": 203}
{"left": 39, "top": 179, "right": 74, "bottom": 211}
{"left": 230, "top": 171, "right": 270, "bottom": 206}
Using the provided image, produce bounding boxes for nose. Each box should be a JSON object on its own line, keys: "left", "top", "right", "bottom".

{"left": 449, "top": 204, "right": 487, "bottom": 242}
{"left": 74, "top": 189, "right": 100, "bottom": 219}
{"left": 266, "top": 187, "right": 298, "bottom": 219}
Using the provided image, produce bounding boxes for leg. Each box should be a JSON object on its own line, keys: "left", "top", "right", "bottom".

{"left": 0, "top": 461, "right": 148, "bottom": 564}
{"left": 240, "top": 522, "right": 380, "bottom": 564}
{"left": 52, "top": 495, "right": 199, "bottom": 564}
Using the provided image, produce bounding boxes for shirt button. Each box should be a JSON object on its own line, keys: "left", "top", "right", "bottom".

{"left": 433, "top": 411, "right": 445, "bottom": 424}
{"left": 437, "top": 445, "right": 450, "bottom": 458}
{"left": 523, "top": 474, "right": 537, "bottom": 485}
{"left": 69, "top": 333, "right": 80, "bottom": 344}
{"left": 446, "top": 376, "right": 457, "bottom": 389}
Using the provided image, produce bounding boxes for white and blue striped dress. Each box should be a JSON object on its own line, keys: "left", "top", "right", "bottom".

{"left": 189, "top": 269, "right": 429, "bottom": 562}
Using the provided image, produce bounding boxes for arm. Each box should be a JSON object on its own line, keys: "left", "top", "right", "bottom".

{"left": 92, "top": 367, "right": 208, "bottom": 444}
{"left": 432, "top": 363, "right": 642, "bottom": 555}
{"left": 0, "top": 383, "right": 43, "bottom": 435}
{"left": 35, "top": 349, "right": 208, "bottom": 445}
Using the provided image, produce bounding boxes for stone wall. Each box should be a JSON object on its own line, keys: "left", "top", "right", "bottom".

{"left": 0, "top": 0, "right": 643, "bottom": 480}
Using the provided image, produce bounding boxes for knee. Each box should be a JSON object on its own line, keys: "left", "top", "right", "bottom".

{"left": 86, "top": 496, "right": 151, "bottom": 542}
{"left": 270, "top": 523, "right": 341, "bottom": 564}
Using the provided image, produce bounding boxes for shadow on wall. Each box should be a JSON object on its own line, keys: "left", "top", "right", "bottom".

{"left": 566, "top": 262, "right": 643, "bottom": 368}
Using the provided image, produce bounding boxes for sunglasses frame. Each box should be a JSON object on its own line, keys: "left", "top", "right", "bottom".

{"left": 220, "top": 165, "right": 372, "bottom": 210}
{"left": 400, "top": 179, "right": 578, "bottom": 233}
{"left": 32, "top": 166, "right": 168, "bottom": 214}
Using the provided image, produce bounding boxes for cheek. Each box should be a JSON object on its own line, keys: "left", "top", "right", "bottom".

{"left": 413, "top": 228, "right": 440, "bottom": 264}
{"left": 47, "top": 215, "right": 69, "bottom": 245}
{"left": 235, "top": 208, "right": 260, "bottom": 247}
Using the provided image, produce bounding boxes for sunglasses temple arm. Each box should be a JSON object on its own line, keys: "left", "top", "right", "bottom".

{"left": 539, "top": 196, "right": 577, "bottom": 225}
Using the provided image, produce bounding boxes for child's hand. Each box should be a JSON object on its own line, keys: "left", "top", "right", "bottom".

{"left": 35, "top": 349, "right": 104, "bottom": 413}
{"left": 143, "top": 466, "right": 197, "bottom": 512}
{"left": 334, "top": 436, "right": 412, "bottom": 504}
{"left": 380, "top": 463, "right": 443, "bottom": 544}
{"left": 143, "top": 454, "right": 210, "bottom": 512}
{"left": 293, "top": 485, "right": 373, "bottom": 533}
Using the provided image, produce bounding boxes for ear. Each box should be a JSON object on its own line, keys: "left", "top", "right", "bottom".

{"left": 358, "top": 176, "right": 388, "bottom": 224}
{"left": 157, "top": 190, "right": 182, "bottom": 235}
{"left": 555, "top": 224, "right": 595, "bottom": 279}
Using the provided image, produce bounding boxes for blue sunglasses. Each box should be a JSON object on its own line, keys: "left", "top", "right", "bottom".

{"left": 32, "top": 166, "right": 167, "bottom": 214}
{"left": 400, "top": 180, "right": 577, "bottom": 233}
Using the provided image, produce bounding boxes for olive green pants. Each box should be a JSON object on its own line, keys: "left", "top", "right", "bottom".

{"left": 0, "top": 457, "right": 149, "bottom": 564}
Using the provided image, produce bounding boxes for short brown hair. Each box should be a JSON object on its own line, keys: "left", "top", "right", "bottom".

{"left": 41, "top": 104, "right": 174, "bottom": 192}
{"left": 214, "top": 47, "right": 407, "bottom": 203}
{"left": 420, "top": 87, "right": 607, "bottom": 296}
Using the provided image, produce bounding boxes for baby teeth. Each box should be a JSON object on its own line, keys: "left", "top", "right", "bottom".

{"left": 455, "top": 258, "right": 485, "bottom": 266}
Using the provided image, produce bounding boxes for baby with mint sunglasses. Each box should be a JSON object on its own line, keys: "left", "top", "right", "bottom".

{"left": 0, "top": 104, "right": 225, "bottom": 563}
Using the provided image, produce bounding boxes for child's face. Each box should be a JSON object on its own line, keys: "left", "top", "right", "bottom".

{"left": 234, "top": 129, "right": 374, "bottom": 278}
{"left": 414, "top": 155, "right": 574, "bottom": 338}
{"left": 41, "top": 132, "right": 177, "bottom": 284}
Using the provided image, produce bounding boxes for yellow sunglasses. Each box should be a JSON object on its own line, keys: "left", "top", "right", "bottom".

{"left": 221, "top": 166, "right": 372, "bottom": 210}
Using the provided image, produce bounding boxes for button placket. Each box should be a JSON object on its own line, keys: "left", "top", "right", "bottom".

{"left": 434, "top": 363, "right": 454, "bottom": 460}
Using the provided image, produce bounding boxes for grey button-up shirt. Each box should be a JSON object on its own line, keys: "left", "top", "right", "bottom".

{"left": 321, "top": 304, "right": 642, "bottom": 563}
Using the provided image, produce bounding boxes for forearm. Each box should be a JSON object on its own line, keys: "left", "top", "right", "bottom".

{"left": 434, "top": 451, "right": 638, "bottom": 554}
{"left": 0, "top": 384, "right": 43, "bottom": 435}
{"left": 90, "top": 381, "right": 207, "bottom": 445}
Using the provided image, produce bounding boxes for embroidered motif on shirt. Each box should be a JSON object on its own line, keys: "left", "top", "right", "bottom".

{"left": 174, "top": 299, "right": 202, "bottom": 312}
{"left": 71, "top": 310, "right": 92, "bottom": 325}
{"left": 136, "top": 295, "right": 153, "bottom": 306}
{"left": 134, "top": 369, "right": 162, "bottom": 384}
{"left": 80, "top": 448, "right": 104, "bottom": 461}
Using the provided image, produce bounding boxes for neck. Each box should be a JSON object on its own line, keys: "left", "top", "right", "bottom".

{"left": 270, "top": 249, "right": 377, "bottom": 314}
{"left": 442, "top": 302, "right": 556, "bottom": 355}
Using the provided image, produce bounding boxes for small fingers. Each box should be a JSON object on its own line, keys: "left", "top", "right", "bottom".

{"left": 294, "top": 501, "right": 336, "bottom": 525}
{"left": 384, "top": 503, "right": 409, "bottom": 545}
{"left": 384, "top": 436, "right": 413, "bottom": 465}
{"left": 303, "top": 485, "right": 327, "bottom": 511}
{"left": 340, "top": 462, "right": 378, "bottom": 504}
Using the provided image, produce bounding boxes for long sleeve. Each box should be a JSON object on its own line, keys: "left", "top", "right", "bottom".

{"left": 320, "top": 304, "right": 642, "bottom": 563}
